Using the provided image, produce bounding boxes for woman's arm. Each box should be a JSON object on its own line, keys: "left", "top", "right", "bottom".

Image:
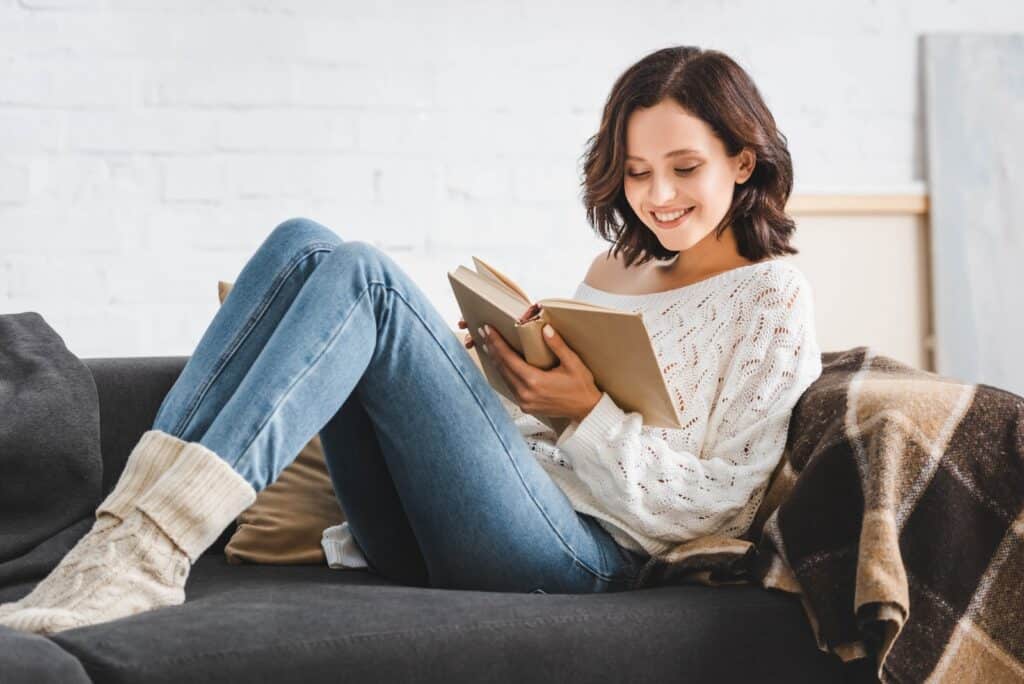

{"left": 555, "top": 279, "right": 823, "bottom": 543}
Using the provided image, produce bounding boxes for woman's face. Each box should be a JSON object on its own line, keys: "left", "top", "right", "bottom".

{"left": 623, "top": 98, "right": 755, "bottom": 255}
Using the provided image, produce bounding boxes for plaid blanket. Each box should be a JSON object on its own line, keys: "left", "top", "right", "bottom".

{"left": 630, "top": 346, "right": 1024, "bottom": 684}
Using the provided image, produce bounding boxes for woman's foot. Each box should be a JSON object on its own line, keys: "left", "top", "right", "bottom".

{"left": 0, "top": 430, "right": 188, "bottom": 625}
{"left": 0, "top": 436, "right": 256, "bottom": 635}
{"left": 0, "top": 509, "right": 190, "bottom": 635}
{"left": 0, "top": 515, "right": 119, "bottom": 622}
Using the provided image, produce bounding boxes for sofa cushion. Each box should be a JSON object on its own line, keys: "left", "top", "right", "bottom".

{"left": 83, "top": 356, "right": 191, "bottom": 498}
{"left": 48, "top": 555, "right": 849, "bottom": 683}
{"left": 0, "top": 626, "right": 90, "bottom": 684}
{"left": 0, "top": 313, "right": 103, "bottom": 585}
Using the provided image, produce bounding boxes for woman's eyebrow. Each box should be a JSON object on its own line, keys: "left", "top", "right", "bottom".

{"left": 626, "top": 148, "right": 700, "bottom": 161}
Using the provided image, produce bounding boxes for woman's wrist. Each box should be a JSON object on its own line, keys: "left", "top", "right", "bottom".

{"left": 574, "top": 389, "right": 603, "bottom": 422}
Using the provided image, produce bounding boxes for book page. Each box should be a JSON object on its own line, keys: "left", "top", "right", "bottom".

{"left": 472, "top": 256, "right": 531, "bottom": 304}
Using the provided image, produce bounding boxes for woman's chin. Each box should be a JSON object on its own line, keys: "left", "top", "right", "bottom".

{"left": 651, "top": 227, "right": 700, "bottom": 252}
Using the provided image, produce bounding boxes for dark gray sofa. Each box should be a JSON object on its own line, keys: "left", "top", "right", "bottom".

{"left": 0, "top": 356, "right": 878, "bottom": 683}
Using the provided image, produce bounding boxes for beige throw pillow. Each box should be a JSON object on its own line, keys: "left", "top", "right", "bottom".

{"left": 218, "top": 280, "right": 346, "bottom": 565}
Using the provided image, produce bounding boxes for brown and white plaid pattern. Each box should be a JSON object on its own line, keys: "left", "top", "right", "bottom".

{"left": 630, "top": 346, "right": 1024, "bottom": 684}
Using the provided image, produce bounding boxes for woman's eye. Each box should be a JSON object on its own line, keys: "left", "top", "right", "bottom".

{"left": 626, "top": 167, "right": 698, "bottom": 178}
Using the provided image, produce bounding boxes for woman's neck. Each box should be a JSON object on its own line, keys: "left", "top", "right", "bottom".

{"left": 655, "top": 226, "right": 758, "bottom": 285}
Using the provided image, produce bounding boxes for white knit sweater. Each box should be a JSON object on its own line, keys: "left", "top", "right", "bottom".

{"left": 323, "top": 258, "right": 823, "bottom": 567}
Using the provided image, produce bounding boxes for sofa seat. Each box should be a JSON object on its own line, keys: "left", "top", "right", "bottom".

{"left": 0, "top": 356, "right": 869, "bottom": 682}
{"left": 3, "top": 553, "right": 849, "bottom": 683}
{"left": 0, "top": 624, "right": 91, "bottom": 683}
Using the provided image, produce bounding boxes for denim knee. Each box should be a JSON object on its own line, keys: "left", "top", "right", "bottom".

{"left": 268, "top": 216, "right": 344, "bottom": 252}
{"left": 320, "top": 241, "right": 403, "bottom": 284}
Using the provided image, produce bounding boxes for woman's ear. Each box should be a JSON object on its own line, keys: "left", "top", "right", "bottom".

{"left": 735, "top": 147, "right": 756, "bottom": 185}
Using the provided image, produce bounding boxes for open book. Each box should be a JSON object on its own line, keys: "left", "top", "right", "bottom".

{"left": 448, "top": 256, "right": 684, "bottom": 435}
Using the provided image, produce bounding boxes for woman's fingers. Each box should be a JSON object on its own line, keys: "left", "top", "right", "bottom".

{"left": 458, "top": 319, "right": 475, "bottom": 346}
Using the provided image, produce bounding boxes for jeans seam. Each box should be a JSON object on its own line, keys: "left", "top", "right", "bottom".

{"left": 591, "top": 518, "right": 615, "bottom": 578}
{"left": 593, "top": 524, "right": 641, "bottom": 584}
{"left": 171, "top": 240, "right": 339, "bottom": 438}
{"left": 230, "top": 278, "right": 376, "bottom": 469}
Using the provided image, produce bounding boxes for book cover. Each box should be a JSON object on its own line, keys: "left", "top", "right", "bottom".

{"left": 448, "top": 257, "right": 683, "bottom": 433}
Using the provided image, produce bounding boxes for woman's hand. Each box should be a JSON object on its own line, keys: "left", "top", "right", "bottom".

{"left": 457, "top": 318, "right": 474, "bottom": 348}
{"left": 476, "top": 322, "right": 603, "bottom": 422}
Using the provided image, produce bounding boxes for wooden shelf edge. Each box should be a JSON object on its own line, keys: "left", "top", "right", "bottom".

{"left": 787, "top": 194, "right": 929, "bottom": 216}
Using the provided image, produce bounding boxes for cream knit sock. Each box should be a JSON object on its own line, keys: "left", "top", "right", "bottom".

{"left": 0, "top": 437, "right": 256, "bottom": 635}
{"left": 0, "top": 430, "right": 187, "bottom": 622}
{"left": 96, "top": 430, "right": 190, "bottom": 521}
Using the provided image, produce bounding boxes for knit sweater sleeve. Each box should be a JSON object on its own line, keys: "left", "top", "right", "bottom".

{"left": 554, "top": 272, "right": 822, "bottom": 543}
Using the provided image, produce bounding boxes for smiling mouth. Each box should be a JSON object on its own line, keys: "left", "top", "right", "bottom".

{"left": 650, "top": 206, "right": 695, "bottom": 227}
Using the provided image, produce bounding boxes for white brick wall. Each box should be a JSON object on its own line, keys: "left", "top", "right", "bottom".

{"left": 1, "top": 0, "right": 1021, "bottom": 357}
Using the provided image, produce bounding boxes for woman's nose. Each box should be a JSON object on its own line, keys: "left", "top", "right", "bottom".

{"left": 650, "top": 176, "right": 678, "bottom": 205}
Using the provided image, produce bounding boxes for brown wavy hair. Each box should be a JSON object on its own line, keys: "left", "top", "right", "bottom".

{"left": 579, "top": 46, "right": 798, "bottom": 268}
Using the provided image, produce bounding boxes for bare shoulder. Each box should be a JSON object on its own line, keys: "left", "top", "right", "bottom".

{"left": 583, "top": 249, "right": 623, "bottom": 289}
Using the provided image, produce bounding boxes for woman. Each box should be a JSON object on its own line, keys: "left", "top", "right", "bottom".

{"left": 0, "top": 45, "right": 822, "bottom": 635}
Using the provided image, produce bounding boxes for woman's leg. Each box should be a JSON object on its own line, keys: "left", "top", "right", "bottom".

{"left": 0, "top": 218, "right": 361, "bottom": 635}
{"left": 151, "top": 217, "right": 344, "bottom": 452}
{"left": 152, "top": 216, "right": 432, "bottom": 586}
{"left": 176, "top": 222, "right": 646, "bottom": 594}
{"left": 319, "top": 392, "right": 430, "bottom": 588}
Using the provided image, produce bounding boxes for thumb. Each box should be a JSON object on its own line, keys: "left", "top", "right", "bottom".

{"left": 542, "top": 324, "right": 577, "bottom": 366}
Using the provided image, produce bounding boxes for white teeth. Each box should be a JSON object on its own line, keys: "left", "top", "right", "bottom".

{"left": 654, "top": 207, "right": 692, "bottom": 222}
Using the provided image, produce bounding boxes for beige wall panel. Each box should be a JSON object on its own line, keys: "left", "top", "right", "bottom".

{"left": 780, "top": 213, "right": 932, "bottom": 371}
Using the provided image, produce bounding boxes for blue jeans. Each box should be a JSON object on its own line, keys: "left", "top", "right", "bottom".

{"left": 151, "top": 217, "right": 648, "bottom": 594}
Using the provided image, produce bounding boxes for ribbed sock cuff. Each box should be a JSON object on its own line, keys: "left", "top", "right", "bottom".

{"left": 96, "top": 430, "right": 189, "bottom": 521}
{"left": 134, "top": 441, "right": 257, "bottom": 562}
